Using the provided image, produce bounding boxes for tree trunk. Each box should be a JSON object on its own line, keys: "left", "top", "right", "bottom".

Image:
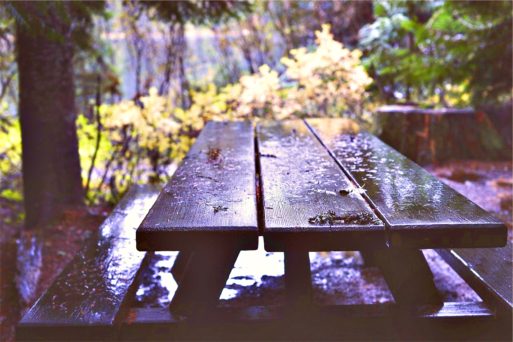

{"left": 16, "top": 5, "right": 84, "bottom": 228}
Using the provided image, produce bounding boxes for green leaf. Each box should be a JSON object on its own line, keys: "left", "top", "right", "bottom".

{"left": 0, "top": 188, "right": 22, "bottom": 202}
{"left": 374, "top": 2, "right": 387, "bottom": 17}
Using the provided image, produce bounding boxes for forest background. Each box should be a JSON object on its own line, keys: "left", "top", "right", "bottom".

{"left": 0, "top": 0, "right": 511, "bottom": 228}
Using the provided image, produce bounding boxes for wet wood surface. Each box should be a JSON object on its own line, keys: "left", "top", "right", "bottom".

{"left": 121, "top": 302, "right": 511, "bottom": 341}
{"left": 437, "top": 243, "right": 513, "bottom": 313}
{"left": 307, "top": 118, "right": 507, "bottom": 248}
{"left": 17, "top": 185, "right": 159, "bottom": 341}
{"left": 137, "top": 121, "right": 259, "bottom": 251}
{"left": 257, "top": 120, "right": 384, "bottom": 251}
{"left": 170, "top": 246, "right": 240, "bottom": 315}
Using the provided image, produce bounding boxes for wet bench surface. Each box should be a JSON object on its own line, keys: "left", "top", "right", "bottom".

{"left": 136, "top": 121, "right": 259, "bottom": 314}
{"left": 137, "top": 119, "right": 506, "bottom": 252}
{"left": 257, "top": 120, "right": 384, "bottom": 252}
{"left": 437, "top": 243, "right": 513, "bottom": 313}
{"left": 17, "top": 185, "right": 160, "bottom": 341}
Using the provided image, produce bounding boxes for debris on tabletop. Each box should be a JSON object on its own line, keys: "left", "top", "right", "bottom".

{"left": 308, "top": 210, "right": 380, "bottom": 225}
{"left": 213, "top": 205, "right": 228, "bottom": 214}
{"left": 259, "top": 153, "right": 277, "bottom": 158}
{"left": 338, "top": 185, "right": 366, "bottom": 196}
{"left": 206, "top": 147, "right": 221, "bottom": 162}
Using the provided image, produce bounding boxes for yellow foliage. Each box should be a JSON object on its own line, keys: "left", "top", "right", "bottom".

{"left": 281, "top": 24, "right": 372, "bottom": 117}
{"left": 102, "top": 87, "right": 180, "bottom": 151}
{"left": 74, "top": 24, "right": 372, "bottom": 201}
{"left": 0, "top": 113, "right": 21, "bottom": 177}
{"left": 196, "top": 24, "right": 371, "bottom": 120}
{"left": 188, "top": 84, "right": 228, "bottom": 121}
{"left": 237, "top": 65, "right": 284, "bottom": 119}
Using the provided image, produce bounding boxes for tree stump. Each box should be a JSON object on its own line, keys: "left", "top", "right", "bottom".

{"left": 377, "top": 105, "right": 507, "bottom": 165}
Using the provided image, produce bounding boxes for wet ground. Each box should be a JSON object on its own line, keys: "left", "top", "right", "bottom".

{"left": 0, "top": 160, "right": 511, "bottom": 341}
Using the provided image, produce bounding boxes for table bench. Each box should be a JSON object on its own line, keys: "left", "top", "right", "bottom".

{"left": 17, "top": 119, "right": 512, "bottom": 340}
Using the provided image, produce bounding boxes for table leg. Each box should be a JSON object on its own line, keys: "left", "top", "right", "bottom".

{"left": 371, "top": 248, "right": 442, "bottom": 306}
{"left": 284, "top": 250, "right": 312, "bottom": 308}
{"left": 169, "top": 246, "right": 239, "bottom": 316}
{"left": 171, "top": 250, "right": 193, "bottom": 285}
{"left": 359, "top": 250, "right": 378, "bottom": 266}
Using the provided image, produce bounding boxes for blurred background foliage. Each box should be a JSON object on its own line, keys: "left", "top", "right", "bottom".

{"left": 0, "top": 0, "right": 511, "bottom": 207}
{"left": 359, "top": 0, "right": 512, "bottom": 107}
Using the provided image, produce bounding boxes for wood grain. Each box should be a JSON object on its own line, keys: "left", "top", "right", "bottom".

{"left": 137, "top": 121, "right": 259, "bottom": 251}
{"left": 257, "top": 120, "right": 384, "bottom": 251}
{"left": 307, "top": 118, "right": 507, "bottom": 248}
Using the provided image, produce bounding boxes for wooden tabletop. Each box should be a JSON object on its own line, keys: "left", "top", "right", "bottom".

{"left": 137, "top": 121, "right": 258, "bottom": 251}
{"left": 257, "top": 120, "right": 384, "bottom": 251}
{"left": 137, "top": 119, "right": 507, "bottom": 251}
{"left": 307, "top": 118, "right": 506, "bottom": 248}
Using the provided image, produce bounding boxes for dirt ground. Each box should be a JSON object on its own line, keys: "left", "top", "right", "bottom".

{"left": 0, "top": 160, "right": 511, "bottom": 342}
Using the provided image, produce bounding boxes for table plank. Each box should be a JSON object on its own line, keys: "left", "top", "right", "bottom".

{"left": 257, "top": 120, "right": 384, "bottom": 251}
{"left": 137, "top": 121, "right": 258, "bottom": 251}
{"left": 307, "top": 118, "right": 507, "bottom": 248}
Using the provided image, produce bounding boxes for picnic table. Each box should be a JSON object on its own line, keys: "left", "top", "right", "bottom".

{"left": 136, "top": 119, "right": 506, "bottom": 312}
{"left": 18, "top": 119, "right": 511, "bottom": 341}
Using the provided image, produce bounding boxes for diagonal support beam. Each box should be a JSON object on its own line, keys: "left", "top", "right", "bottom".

{"left": 171, "top": 250, "right": 193, "bottom": 285}
{"left": 370, "top": 248, "right": 442, "bottom": 306}
{"left": 170, "top": 246, "right": 239, "bottom": 316}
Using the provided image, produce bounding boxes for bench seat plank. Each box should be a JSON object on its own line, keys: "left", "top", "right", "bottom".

{"left": 17, "top": 185, "right": 159, "bottom": 341}
{"left": 307, "top": 118, "right": 507, "bottom": 248}
{"left": 137, "top": 121, "right": 259, "bottom": 251}
{"left": 437, "top": 243, "right": 513, "bottom": 312}
{"left": 257, "top": 120, "right": 384, "bottom": 251}
{"left": 121, "top": 302, "right": 512, "bottom": 341}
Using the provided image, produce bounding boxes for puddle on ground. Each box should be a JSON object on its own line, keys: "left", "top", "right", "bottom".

{"left": 135, "top": 252, "right": 178, "bottom": 307}
{"left": 310, "top": 251, "right": 393, "bottom": 305}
